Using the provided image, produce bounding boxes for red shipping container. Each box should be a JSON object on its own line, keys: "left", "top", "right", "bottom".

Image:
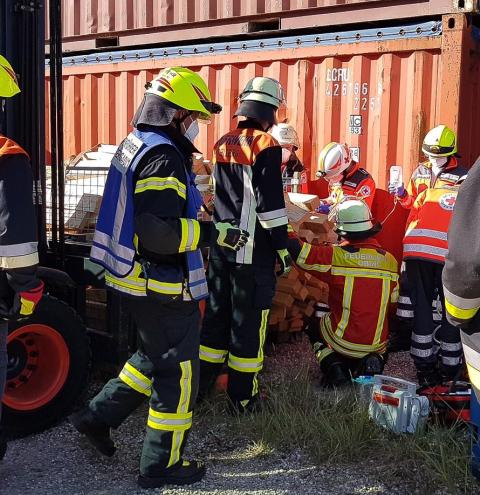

{"left": 47, "top": 15, "right": 480, "bottom": 186}
{"left": 45, "top": 0, "right": 479, "bottom": 52}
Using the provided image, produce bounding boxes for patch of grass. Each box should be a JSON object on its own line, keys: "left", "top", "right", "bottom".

{"left": 207, "top": 363, "right": 479, "bottom": 495}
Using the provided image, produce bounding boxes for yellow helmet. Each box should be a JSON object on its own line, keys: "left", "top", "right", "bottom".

{"left": 422, "top": 125, "right": 457, "bottom": 157}
{"left": 145, "top": 67, "right": 221, "bottom": 121}
{"left": 0, "top": 55, "right": 20, "bottom": 98}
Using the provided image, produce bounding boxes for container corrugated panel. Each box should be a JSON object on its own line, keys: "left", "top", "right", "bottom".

{"left": 45, "top": 0, "right": 479, "bottom": 51}
{"left": 47, "top": 16, "right": 480, "bottom": 190}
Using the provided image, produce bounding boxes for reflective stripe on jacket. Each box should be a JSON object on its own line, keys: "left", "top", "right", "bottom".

{"left": 294, "top": 237, "right": 398, "bottom": 358}
{"left": 212, "top": 122, "right": 288, "bottom": 266}
{"left": 400, "top": 158, "right": 467, "bottom": 264}
{"left": 0, "top": 136, "right": 38, "bottom": 268}
{"left": 91, "top": 129, "right": 208, "bottom": 300}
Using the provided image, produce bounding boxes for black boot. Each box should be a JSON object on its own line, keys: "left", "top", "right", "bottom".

{"left": 70, "top": 407, "right": 115, "bottom": 457}
{"left": 0, "top": 428, "right": 6, "bottom": 461}
{"left": 417, "top": 368, "right": 442, "bottom": 387}
{"left": 357, "top": 353, "right": 385, "bottom": 377}
{"left": 303, "top": 316, "right": 321, "bottom": 346}
{"left": 324, "top": 362, "right": 351, "bottom": 388}
{"left": 138, "top": 460, "right": 206, "bottom": 488}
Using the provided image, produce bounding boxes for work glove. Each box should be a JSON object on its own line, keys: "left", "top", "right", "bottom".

{"left": 276, "top": 248, "right": 293, "bottom": 277}
{"left": 0, "top": 281, "right": 44, "bottom": 321}
{"left": 388, "top": 183, "right": 406, "bottom": 198}
{"left": 315, "top": 204, "right": 331, "bottom": 215}
{"left": 215, "top": 222, "right": 249, "bottom": 251}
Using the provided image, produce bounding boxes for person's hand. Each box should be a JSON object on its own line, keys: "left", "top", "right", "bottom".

{"left": 315, "top": 203, "right": 331, "bottom": 214}
{"left": 215, "top": 222, "right": 249, "bottom": 251}
{"left": 276, "top": 249, "right": 292, "bottom": 277}
{"left": 388, "top": 183, "right": 406, "bottom": 197}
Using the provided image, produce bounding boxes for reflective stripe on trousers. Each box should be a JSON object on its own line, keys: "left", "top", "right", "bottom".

{"left": 147, "top": 360, "right": 193, "bottom": 468}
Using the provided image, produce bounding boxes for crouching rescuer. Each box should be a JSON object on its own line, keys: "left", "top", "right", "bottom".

{"left": 0, "top": 55, "right": 44, "bottom": 460}
{"left": 71, "top": 67, "right": 248, "bottom": 489}
{"left": 288, "top": 199, "right": 399, "bottom": 387}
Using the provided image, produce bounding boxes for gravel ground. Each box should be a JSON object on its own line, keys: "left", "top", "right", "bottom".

{"left": 0, "top": 340, "right": 435, "bottom": 495}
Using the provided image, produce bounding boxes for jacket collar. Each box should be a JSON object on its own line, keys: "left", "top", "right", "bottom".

{"left": 135, "top": 124, "right": 199, "bottom": 157}
{"left": 237, "top": 119, "right": 266, "bottom": 132}
{"left": 0, "top": 135, "right": 28, "bottom": 159}
{"left": 343, "top": 161, "right": 360, "bottom": 180}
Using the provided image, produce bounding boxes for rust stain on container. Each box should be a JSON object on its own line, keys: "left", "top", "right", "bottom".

{"left": 45, "top": 0, "right": 477, "bottom": 51}
{"left": 47, "top": 15, "right": 480, "bottom": 192}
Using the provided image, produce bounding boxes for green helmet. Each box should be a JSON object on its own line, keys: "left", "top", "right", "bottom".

{"left": 422, "top": 125, "right": 457, "bottom": 157}
{"left": 330, "top": 198, "right": 380, "bottom": 237}
{"left": 238, "top": 77, "right": 285, "bottom": 109}
{"left": 145, "top": 67, "right": 221, "bottom": 121}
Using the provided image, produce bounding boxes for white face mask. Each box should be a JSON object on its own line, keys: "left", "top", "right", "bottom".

{"left": 430, "top": 156, "right": 448, "bottom": 174}
{"left": 183, "top": 120, "right": 199, "bottom": 143}
{"left": 281, "top": 148, "right": 292, "bottom": 164}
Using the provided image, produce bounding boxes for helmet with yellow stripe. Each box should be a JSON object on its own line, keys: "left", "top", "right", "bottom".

{"left": 0, "top": 55, "right": 20, "bottom": 98}
{"left": 422, "top": 125, "right": 457, "bottom": 158}
{"left": 145, "top": 67, "right": 221, "bottom": 121}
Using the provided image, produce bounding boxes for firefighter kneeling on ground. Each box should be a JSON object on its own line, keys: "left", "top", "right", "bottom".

{"left": 71, "top": 67, "right": 248, "bottom": 489}
{"left": 0, "top": 56, "right": 44, "bottom": 460}
{"left": 269, "top": 123, "right": 307, "bottom": 193}
{"left": 389, "top": 125, "right": 467, "bottom": 386}
{"left": 287, "top": 199, "right": 399, "bottom": 387}
{"left": 315, "top": 142, "right": 376, "bottom": 214}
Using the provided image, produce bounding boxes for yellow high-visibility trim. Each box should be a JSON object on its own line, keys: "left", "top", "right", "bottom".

{"left": 373, "top": 278, "right": 390, "bottom": 346}
{"left": 228, "top": 354, "right": 263, "bottom": 373}
{"left": 296, "top": 242, "right": 331, "bottom": 272}
{"left": 335, "top": 276, "right": 354, "bottom": 338}
{"left": 135, "top": 176, "right": 186, "bottom": 199}
{"left": 445, "top": 299, "right": 480, "bottom": 321}
{"left": 178, "top": 219, "right": 201, "bottom": 253}
{"left": 167, "top": 360, "right": 192, "bottom": 467}
{"left": 19, "top": 298, "right": 35, "bottom": 316}
{"left": 331, "top": 266, "right": 398, "bottom": 281}
{"left": 199, "top": 345, "right": 228, "bottom": 363}
{"left": 119, "top": 362, "right": 152, "bottom": 396}
{"left": 147, "top": 279, "right": 183, "bottom": 295}
{"left": 148, "top": 409, "right": 192, "bottom": 420}
{"left": 316, "top": 347, "right": 334, "bottom": 364}
{"left": 467, "top": 363, "right": 480, "bottom": 393}
{"left": 391, "top": 283, "right": 399, "bottom": 304}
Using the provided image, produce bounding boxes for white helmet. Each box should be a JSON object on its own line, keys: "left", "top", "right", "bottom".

{"left": 270, "top": 123, "right": 300, "bottom": 150}
{"left": 317, "top": 142, "right": 352, "bottom": 179}
{"left": 330, "top": 198, "right": 379, "bottom": 235}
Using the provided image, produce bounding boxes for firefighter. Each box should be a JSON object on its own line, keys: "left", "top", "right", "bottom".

{"left": 270, "top": 123, "right": 307, "bottom": 192}
{"left": 198, "top": 77, "right": 291, "bottom": 412}
{"left": 0, "top": 56, "right": 44, "bottom": 460}
{"left": 315, "top": 142, "right": 376, "bottom": 214}
{"left": 288, "top": 199, "right": 398, "bottom": 387}
{"left": 389, "top": 125, "right": 467, "bottom": 385}
{"left": 442, "top": 158, "right": 480, "bottom": 480}
{"left": 71, "top": 67, "right": 248, "bottom": 488}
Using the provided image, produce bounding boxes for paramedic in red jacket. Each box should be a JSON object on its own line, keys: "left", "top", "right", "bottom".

{"left": 287, "top": 199, "right": 398, "bottom": 387}
{"left": 315, "top": 142, "right": 376, "bottom": 214}
{"left": 390, "top": 125, "right": 467, "bottom": 386}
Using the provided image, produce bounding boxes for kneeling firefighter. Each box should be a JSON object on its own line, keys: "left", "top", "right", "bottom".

{"left": 0, "top": 56, "right": 44, "bottom": 460}
{"left": 72, "top": 67, "right": 248, "bottom": 489}
{"left": 287, "top": 199, "right": 399, "bottom": 387}
{"left": 198, "top": 77, "right": 291, "bottom": 412}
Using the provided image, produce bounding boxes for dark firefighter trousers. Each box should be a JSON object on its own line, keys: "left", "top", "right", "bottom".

{"left": 199, "top": 259, "right": 276, "bottom": 408}
{"left": 406, "top": 259, "right": 462, "bottom": 377}
{"left": 0, "top": 321, "right": 7, "bottom": 421}
{"left": 89, "top": 296, "right": 200, "bottom": 477}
